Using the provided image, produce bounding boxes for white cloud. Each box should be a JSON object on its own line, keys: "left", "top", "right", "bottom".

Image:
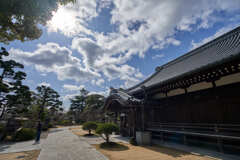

{"left": 26, "top": 0, "right": 240, "bottom": 90}
{"left": 105, "top": 0, "right": 240, "bottom": 57}
{"left": 88, "top": 87, "right": 110, "bottom": 97}
{"left": 63, "top": 84, "right": 85, "bottom": 91}
{"left": 38, "top": 82, "right": 51, "bottom": 87}
{"left": 71, "top": 37, "right": 106, "bottom": 69}
{"left": 63, "top": 93, "right": 79, "bottom": 101}
{"left": 71, "top": 37, "right": 144, "bottom": 87}
{"left": 91, "top": 79, "right": 105, "bottom": 87}
{"left": 152, "top": 54, "right": 165, "bottom": 60}
{"left": 9, "top": 43, "right": 100, "bottom": 83}
{"left": 68, "top": 0, "right": 239, "bottom": 89}
{"left": 47, "top": 0, "right": 240, "bottom": 62}
{"left": 191, "top": 24, "right": 239, "bottom": 49}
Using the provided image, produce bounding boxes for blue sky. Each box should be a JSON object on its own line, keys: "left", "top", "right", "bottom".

{"left": 3, "top": 0, "right": 240, "bottom": 109}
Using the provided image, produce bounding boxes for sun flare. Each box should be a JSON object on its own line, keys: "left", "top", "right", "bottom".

{"left": 49, "top": 7, "right": 76, "bottom": 32}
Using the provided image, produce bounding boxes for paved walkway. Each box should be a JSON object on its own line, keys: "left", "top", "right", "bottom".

{"left": 38, "top": 127, "right": 108, "bottom": 160}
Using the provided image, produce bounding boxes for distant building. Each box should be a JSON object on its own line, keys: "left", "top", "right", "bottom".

{"left": 104, "top": 26, "right": 240, "bottom": 153}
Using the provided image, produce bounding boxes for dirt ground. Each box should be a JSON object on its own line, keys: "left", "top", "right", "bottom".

{"left": 94, "top": 143, "right": 220, "bottom": 160}
{"left": 0, "top": 150, "right": 40, "bottom": 160}
{"left": 70, "top": 126, "right": 97, "bottom": 136}
{"left": 71, "top": 126, "right": 219, "bottom": 160}
{"left": 69, "top": 126, "right": 82, "bottom": 130}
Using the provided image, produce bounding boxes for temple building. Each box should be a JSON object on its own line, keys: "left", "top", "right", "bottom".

{"left": 104, "top": 26, "right": 240, "bottom": 153}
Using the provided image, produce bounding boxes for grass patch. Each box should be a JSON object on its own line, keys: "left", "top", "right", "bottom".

{"left": 99, "top": 142, "right": 129, "bottom": 151}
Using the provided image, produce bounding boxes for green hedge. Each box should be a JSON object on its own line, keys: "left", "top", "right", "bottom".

{"left": 14, "top": 128, "right": 36, "bottom": 141}
{"left": 82, "top": 121, "right": 98, "bottom": 135}
{"left": 58, "top": 120, "right": 72, "bottom": 126}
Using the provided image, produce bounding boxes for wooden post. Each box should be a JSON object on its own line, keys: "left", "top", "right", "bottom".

{"left": 215, "top": 124, "right": 223, "bottom": 152}
{"left": 142, "top": 105, "right": 145, "bottom": 131}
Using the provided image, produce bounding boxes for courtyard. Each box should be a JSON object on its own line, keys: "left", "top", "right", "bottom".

{"left": 0, "top": 126, "right": 238, "bottom": 160}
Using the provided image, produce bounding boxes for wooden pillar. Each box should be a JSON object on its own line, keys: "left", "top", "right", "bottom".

{"left": 183, "top": 87, "right": 188, "bottom": 144}
{"left": 214, "top": 124, "right": 223, "bottom": 152}
{"left": 141, "top": 105, "right": 145, "bottom": 131}
{"left": 114, "top": 112, "right": 118, "bottom": 124}
{"left": 133, "top": 107, "right": 137, "bottom": 137}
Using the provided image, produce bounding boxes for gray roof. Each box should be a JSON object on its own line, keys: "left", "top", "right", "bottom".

{"left": 104, "top": 88, "right": 142, "bottom": 110}
{"left": 109, "top": 88, "right": 142, "bottom": 103}
{"left": 127, "top": 26, "right": 240, "bottom": 94}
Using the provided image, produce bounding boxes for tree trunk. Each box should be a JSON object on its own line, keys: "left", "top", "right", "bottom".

{"left": 38, "top": 106, "right": 44, "bottom": 120}
{"left": 106, "top": 134, "right": 109, "bottom": 143}
{"left": 89, "top": 130, "right": 91, "bottom": 135}
{"left": 0, "top": 105, "right": 6, "bottom": 120}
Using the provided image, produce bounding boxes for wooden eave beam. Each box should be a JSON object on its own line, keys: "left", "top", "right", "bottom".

{"left": 147, "top": 61, "right": 240, "bottom": 97}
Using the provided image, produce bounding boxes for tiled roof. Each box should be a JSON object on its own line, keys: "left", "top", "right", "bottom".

{"left": 104, "top": 88, "right": 142, "bottom": 110}
{"left": 127, "top": 26, "right": 240, "bottom": 94}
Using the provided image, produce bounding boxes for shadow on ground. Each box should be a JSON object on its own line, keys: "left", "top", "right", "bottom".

{"left": 143, "top": 144, "right": 195, "bottom": 158}
{"left": 49, "top": 129, "right": 63, "bottom": 134}
{"left": 83, "top": 134, "right": 99, "bottom": 138}
{"left": 0, "top": 144, "right": 12, "bottom": 152}
{"left": 99, "top": 142, "right": 129, "bottom": 151}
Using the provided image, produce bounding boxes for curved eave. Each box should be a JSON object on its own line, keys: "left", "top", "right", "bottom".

{"left": 127, "top": 26, "right": 240, "bottom": 94}
{"left": 103, "top": 93, "right": 142, "bottom": 111}
{"left": 130, "top": 54, "right": 240, "bottom": 95}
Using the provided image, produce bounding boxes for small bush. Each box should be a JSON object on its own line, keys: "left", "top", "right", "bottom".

{"left": 82, "top": 121, "right": 98, "bottom": 135}
{"left": 22, "top": 121, "right": 35, "bottom": 128}
{"left": 42, "top": 125, "right": 48, "bottom": 131}
{"left": 96, "top": 123, "right": 119, "bottom": 143}
{"left": 129, "top": 137, "right": 138, "bottom": 146}
{"left": 14, "top": 128, "right": 36, "bottom": 141}
{"left": 58, "top": 120, "right": 72, "bottom": 126}
{"left": 48, "top": 123, "right": 54, "bottom": 128}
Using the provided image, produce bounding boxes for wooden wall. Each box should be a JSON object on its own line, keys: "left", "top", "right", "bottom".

{"left": 148, "top": 82, "right": 240, "bottom": 124}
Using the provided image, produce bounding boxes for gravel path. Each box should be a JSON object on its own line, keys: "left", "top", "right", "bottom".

{"left": 37, "top": 127, "right": 108, "bottom": 160}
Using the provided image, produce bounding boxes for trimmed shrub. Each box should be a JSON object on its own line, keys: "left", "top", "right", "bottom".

{"left": 14, "top": 128, "right": 36, "bottom": 141}
{"left": 48, "top": 123, "right": 54, "bottom": 128}
{"left": 42, "top": 123, "right": 54, "bottom": 131}
{"left": 82, "top": 121, "right": 98, "bottom": 135}
{"left": 96, "top": 123, "right": 119, "bottom": 143}
{"left": 22, "top": 121, "right": 35, "bottom": 128}
{"left": 58, "top": 120, "right": 72, "bottom": 126}
{"left": 129, "top": 137, "right": 138, "bottom": 146}
{"left": 42, "top": 125, "right": 48, "bottom": 131}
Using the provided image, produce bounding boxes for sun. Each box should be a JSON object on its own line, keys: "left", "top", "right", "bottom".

{"left": 48, "top": 7, "right": 76, "bottom": 32}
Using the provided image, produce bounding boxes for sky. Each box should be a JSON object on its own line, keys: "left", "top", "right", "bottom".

{"left": 2, "top": 0, "right": 240, "bottom": 109}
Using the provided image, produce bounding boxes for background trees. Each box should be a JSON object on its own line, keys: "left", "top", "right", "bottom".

{"left": 86, "top": 94, "right": 104, "bottom": 109}
{"left": 0, "top": 47, "right": 31, "bottom": 119}
{"left": 69, "top": 89, "right": 106, "bottom": 123}
{"left": 69, "top": 88, "right": 88, "bottom": 123}
{"left": 0, "top": 0, "right": 75, "bottom": 44}
{"left": 35, "top": 85, "right": 62, "bottom": 121}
